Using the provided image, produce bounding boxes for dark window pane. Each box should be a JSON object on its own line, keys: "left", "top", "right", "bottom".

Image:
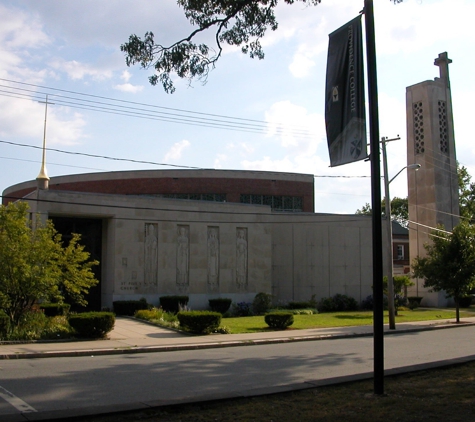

{"left": 240, "top": 194, "right": 251, "bottom": 204}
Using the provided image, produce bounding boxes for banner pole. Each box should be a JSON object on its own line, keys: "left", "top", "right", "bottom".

{"left": 364, "top": 0, "right": 384, "bottom": 395}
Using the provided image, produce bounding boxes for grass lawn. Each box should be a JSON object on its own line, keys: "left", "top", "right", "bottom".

{"left": 221, "top": 308, "right": 475, "bottom": 334}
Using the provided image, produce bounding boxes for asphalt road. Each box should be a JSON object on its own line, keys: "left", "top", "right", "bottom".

{"left": 2, "top": 325, "right": 475, "bottom": 421}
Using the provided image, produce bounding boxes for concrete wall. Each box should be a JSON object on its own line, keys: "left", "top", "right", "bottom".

{"left": 26, "top": 189, "right": 375, "bottom": 310}
{"left": 270, "top": 215, "right": 374, "bottom": 305}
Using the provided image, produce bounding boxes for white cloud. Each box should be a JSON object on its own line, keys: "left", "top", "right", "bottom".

{"left": 164, "top": 140, "right": 191, "bottom": 161}
{"left": 114, "top": 83, "right": 143, "bottom": 94}
{"left": 121, "top": 71, "right": 132, "bottom": 82}
{"left": 265, "top": 101, "right": 322, "bottom": 154}
{"left": 0, "top": 4, "right": 50, "bottom": 81}
{"left": 0, "top": 94, "right": 86, "bottom": 146}
{"left": 50, "top": 59, "right": 113, "bottom": 81}
{"left": 289, "top": 51, "right": 315, "bottom": 78}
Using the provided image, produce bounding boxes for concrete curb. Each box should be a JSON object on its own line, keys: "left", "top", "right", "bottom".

{"left": 1, "top": 320, "right": 473, "bottom": 360}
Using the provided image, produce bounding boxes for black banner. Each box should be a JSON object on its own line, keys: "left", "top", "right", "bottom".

{"left": 325, "top": 16, "right": 367, "bottom": 167}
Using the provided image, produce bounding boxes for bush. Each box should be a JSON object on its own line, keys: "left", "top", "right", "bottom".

{"left": 135, "top": 308, "right": 165, "bottom": 321}
{"left": 177, "top": 311, "right": 222, "bottom": 334}
{"left": 265, "top": 312, "right": 294, "bottom": 329}
{"left": 40, "top": 315, "right": 75, "bottom": 340}
{"left": 135, "top": 308, "right": 179, "bottom": 329}
{"left": 360, "top": 294, "right": 390, "bottom": 311}
{"left": 39, "top": 303, "right": 71, "bottom": 317}
{"left": 159, "top": 296, "right": 189, "bottom": 313}
{"left": 458, "top": 296, "right": 473, "bottom": 308}
{"left": 0, "top": 310, "right": 9, "bottom": 338}
{"left": 317, "top": 294, "right": 359, "bottom": 313}
{"left": 252, "top": 292, "right": 272, "bottom": 315}
{"left": 113, "top": 298, "right": 149, "bottom": 316}
{"left": 407, "top": 296, "right": 423, "bottom": 309}
{"left": 287, "top": 301, "right": 313, "bottom": 310}
{"left": 208, "top": 298, "right": 232, "bottom": 314}
{"left": 68, "top": 312, "right": 115, "bottom": 338}
{"left": 232, "top": 302, "right": 253, "bottom": 317}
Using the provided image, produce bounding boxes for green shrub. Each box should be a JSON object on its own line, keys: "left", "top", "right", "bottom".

{"left": 39, "top": 303, "right": 71, "bottom": 317}
{"left": 113, "top": 298, "right": 149, "bottom": 316}
{"left": 265, "top": 312, "right": 294, "bottom": 329}
{"left": 209, "top": 298, "right": 232, "bottom": 314}
{"left": 0, "top": 310, "right": 10, "bottom": 338}
{"left": 135, "top": 308, "right": 165, "bottom": 321}
{"left": 317, "top": 294, "right": 359, "bottom": 313}
{"left": 213, "top": 325, "right": 232, "bottom": 334}
{"left": 252, "top": 292, "right": 272, "bottom": 315}
{"left": 40, "top": 315, "right": 75, "bottom": 339}
{"left": 135, "top": 308, "right": 179, "bottom": 329}
{"left": 68, "top": 312, "right": 115, "bottom": 338}
{"left": 407, "top": 296, "right": 423, "bottom": 309}
{"left": 232, "top": 302, "right": 253, "bottom": 316}
{"left": 458, "top": 296, "right": 473, "bottom": 308}
{"left": 160, "top": 296, "right": 189, "bottom": 313}
{"left": 287, "top": 301, "right": 313, "bottom": 310}
{"left": 177, "top": 311, "right": 221, "bottom": 334}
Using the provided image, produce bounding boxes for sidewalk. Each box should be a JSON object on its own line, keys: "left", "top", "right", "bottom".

{"left": 2, "top": 315, "right": 475, "bottom": 360}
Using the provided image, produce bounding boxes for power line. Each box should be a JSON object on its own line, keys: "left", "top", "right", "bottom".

{"left": 0, "top": 139, "right": 375, "bottom": 179}
{"left": 0, "top": 79, "right": 316, "bottom": 138}
{"left": 0, "top": 139, "right": 203, "bottom": 170}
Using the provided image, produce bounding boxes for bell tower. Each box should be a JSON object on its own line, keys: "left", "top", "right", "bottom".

{"left": 406, "top": 52, "right": 459, "bottom": 307}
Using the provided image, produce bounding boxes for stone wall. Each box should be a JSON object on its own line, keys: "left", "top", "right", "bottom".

{"left": 27, "top": 189, "right": 375, "bottom": 310}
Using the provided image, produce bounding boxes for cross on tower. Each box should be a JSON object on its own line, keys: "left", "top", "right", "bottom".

{"left": 434, "top": 52, "right": 452, "bottom": 88}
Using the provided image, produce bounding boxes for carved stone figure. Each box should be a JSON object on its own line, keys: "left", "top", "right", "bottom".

{"left": 236, "top": 228, "right": 248, "bottom": 288}
{"left": 207, "top": 227, "right": 219, "bottom": 288}
{"left": 144, "top": 223, "right": 158, "bottom": 291}
{"left": 176, "top": 225, "right": 189, "bottom": 288}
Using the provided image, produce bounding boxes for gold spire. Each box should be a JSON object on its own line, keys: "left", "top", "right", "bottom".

{"left": 36, "top": 95, "right": 51, "bottom": 189}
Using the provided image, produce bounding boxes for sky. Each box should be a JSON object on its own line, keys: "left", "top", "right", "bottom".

{"left": 0, "top": 0, "right": 473, "bottom": 214}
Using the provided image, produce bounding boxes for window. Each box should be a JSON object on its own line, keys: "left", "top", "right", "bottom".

{"left": 240, "top": 194, "right": 303, "bottom": 212}
{"left": 396, "top": 245, "right": 404, "bottom": 260}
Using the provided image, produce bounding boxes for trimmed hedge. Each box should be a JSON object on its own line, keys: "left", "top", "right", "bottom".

{"left": 68, "top": 312, "right": 115, "bottom": 338}
{"left": 113, "top": 299, "right": 149, "bottom": 316}
{"left": 177, "top": 311, "right": 221, "bottom": 334}
{"left": 317, "top": 294, "right": 359, "bottom": 313}
{"left": 208, "top": 298, "right": 232, "bottom": 314}
{"left": 39, "top": 303, "right": 71, "bottom": 317}
{"left": 0, "top": 311, "right": 9, "bottom": 338}
{"left": 287, "top": 301, "right": 313, "bottom": 310}
{"left": 252, "top": 292, "right": 272, "bottom": 315}
{"left": 265, "top": 312, "right": 294, "bottom": 329}
{"left": 160, "top": 296, "right": 189, "bottom": 313}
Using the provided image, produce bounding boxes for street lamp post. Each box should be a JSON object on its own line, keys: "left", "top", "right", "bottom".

{"left": 381, "top": 136, "right": 420, "bottom": 330}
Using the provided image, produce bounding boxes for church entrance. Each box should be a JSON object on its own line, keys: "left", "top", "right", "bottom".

{"left": 50, "top": 216, "right": 103, "bottom": 312}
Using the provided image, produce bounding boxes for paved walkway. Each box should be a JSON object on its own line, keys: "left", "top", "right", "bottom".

{"left": 2, "top": 315, "right": 475, "bottom": 360}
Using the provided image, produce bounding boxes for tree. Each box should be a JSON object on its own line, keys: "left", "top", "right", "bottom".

{"left": 356, "top": 196, "right": 408, "bottom": 226}
{"left": 458, "top": 163, "right": 475, "bottom": 223}
{"left": 0, "top": 202, "right": 99, "bottom": 330}
{"left": 121, "top": 1, "right": 403, "bottom": 93}
{"left": 412, "top": 221, "right": 475, "bottom": 323}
